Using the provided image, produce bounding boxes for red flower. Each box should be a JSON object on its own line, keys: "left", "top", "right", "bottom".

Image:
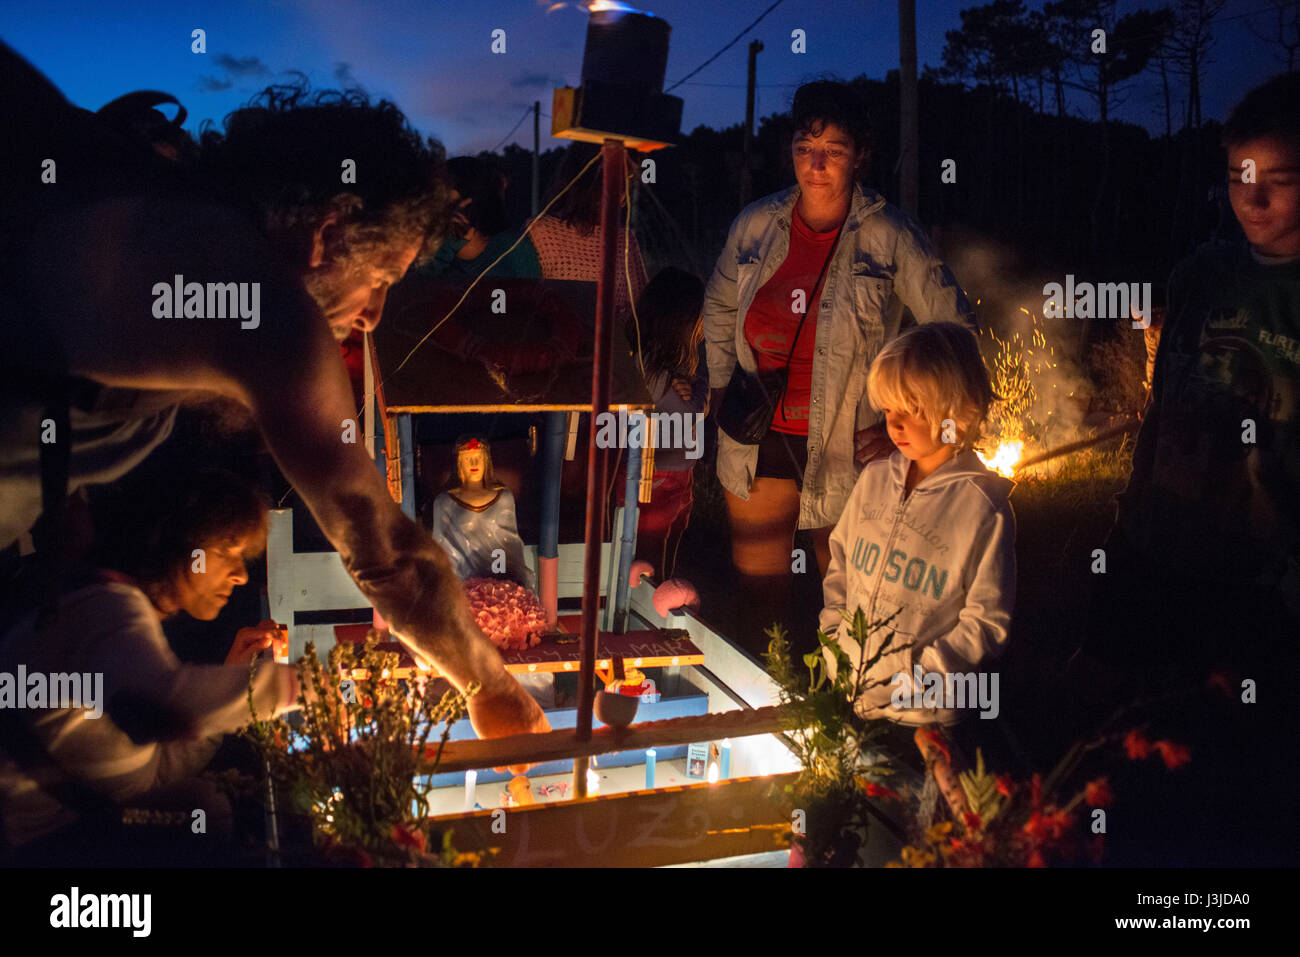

{"left": 921, "top": 729, "right": 951, "bottom": 763}
{"left": 1154, "top": 740, "right": 1191, "bottom": 770}
{"left": 1024, "top": 807, "right": 1072, "bottom": 843}
{"left": 1027, "top": 850, "right": 1047, "bottom": 868}
{"left": 1087, "top": 834, "right": 1105, "bottom": 866}
{"left": 863, "top": 781, "right": 902, "bottom": 802}
{"left": 1123, "top": 728, "right": 1152, "bottom": 760}
{"left": 392, "top": 824, "right": 427, "bottom": 853}
{"left": 1084, "top": 777, "right": 1113, "bottom": 808}
{"left": 1023, "top": 812, "right": 1048, "bottom": 841}
{"left": 1047, "top": 808, "right": 1073, "bottom": 840}
{"left": 995, "top": 774, "right": 1014, "bottom": 798}
{"left": 962, "top": 810, "right": 983, "bottom": 832}
{"left": 1206, "top": 671, "right": 1235, "bottom": 699}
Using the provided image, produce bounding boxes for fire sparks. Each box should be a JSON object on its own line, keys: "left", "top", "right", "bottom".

{"left": 977, "top": 307, "right": 1073, "bottom": 478}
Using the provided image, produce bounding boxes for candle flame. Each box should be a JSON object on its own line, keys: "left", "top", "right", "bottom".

{"left": 543, "top": 0, "right": 649, "bottom": 14}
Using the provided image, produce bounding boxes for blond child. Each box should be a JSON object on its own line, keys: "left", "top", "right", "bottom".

{"left": 819, "top": 322, "right": 1016, "bottom": 725}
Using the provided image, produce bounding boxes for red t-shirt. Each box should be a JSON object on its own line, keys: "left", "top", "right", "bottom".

{"left": 743, "top": 206, "right": 840, "bottom": 435}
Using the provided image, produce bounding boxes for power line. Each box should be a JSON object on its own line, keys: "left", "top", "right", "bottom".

{"left": 491, "top": 105, "right": 534, "bottom": 152}
{"left": 380, "top": 150, "right": 605, "bottom": 386}
{"left": 664, "top": 0, "right": 787, "bottom": 93}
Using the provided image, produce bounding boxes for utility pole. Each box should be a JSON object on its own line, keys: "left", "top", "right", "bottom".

{"left": 740, "top": 39, "right": 763, "bottom": 208}
{"left": 898, "top": 0, "right": 919, "bottom": 214}
{"left": 532, "top": 100, "right": 541, "bottom": 217}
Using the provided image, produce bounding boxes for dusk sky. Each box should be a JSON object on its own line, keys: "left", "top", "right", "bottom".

{"left": 0, "top": 0, "right": 1283, "bottom": 156}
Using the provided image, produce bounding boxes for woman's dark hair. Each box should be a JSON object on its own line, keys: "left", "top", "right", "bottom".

{"left": 541, "top": 141, "right": 634, "bottom": 236}
{"left": 90, "top": 468, "right": 269, "bottom": 607}
{"left": 197, "top": 79, "right": 451, "bottom": 265}
{"left": 627, "top": 267, "right": 705, "bottom": 380}
{"left": 790, "top": 79, "right": 872, "bottom": 158}
{"left": 447, "top": 155, "right": 509, "bottom": 237}
{"left": 1222, "top": 72, "right": 1300, "bottom": 149}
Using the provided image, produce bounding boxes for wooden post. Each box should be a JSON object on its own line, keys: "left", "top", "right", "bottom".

{"left": 538, "top": 411, "right": 565, "bottom": 630}
{"left": 740, "top": 40, "right": 763, "bottom": 209}
{"left": 575, "top": 138, "right": 625, "bottom": 796}
{"left": 898, "top": 0, "right": 919, "bottom": 215}
{"left": 532, "top": 100, "right": 541, "bottom": 217}
{"left": 614, "top": 418, "right": 642, "bottom": 633}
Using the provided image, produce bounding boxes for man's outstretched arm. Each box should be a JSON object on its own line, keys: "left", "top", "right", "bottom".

{"left": 27, "top": 194, "right": 549, "bottom": 759}
{"left": 242, "top": 300, "right": 551, "bottom": 747}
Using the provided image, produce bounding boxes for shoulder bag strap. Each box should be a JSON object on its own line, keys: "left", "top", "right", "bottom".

{"left": 779, "top": 221, "right": 845, "bottom": 373}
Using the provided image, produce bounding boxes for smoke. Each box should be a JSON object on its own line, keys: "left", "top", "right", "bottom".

{"left": 941, "top": 228, "right": 1094, "bottom": 454}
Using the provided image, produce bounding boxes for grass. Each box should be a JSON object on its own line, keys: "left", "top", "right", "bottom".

{"left": 992, "top": 443, "right": 1134, "bottom": 764}
{"left": 676, "top": 433, "right": 1136, "bottom": 773}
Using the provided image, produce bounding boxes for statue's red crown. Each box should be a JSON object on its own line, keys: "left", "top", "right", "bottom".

{"left": 464, "top": 439, "right": 482, "bottom": 450}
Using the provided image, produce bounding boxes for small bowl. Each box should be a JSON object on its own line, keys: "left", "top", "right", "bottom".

{"left": 594, "top": 690, "right": 638, "bottom": 728}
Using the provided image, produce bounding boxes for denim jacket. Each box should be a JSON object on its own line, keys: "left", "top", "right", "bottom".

{"left": 703, "top": 184, "right": 977, "bottom": 529}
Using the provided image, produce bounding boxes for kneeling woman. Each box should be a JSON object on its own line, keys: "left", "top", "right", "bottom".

{"left": 0, "top": 469, "right": 303, "bottom": 862}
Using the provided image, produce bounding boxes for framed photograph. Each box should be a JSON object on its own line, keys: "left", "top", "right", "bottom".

{"left": 685, "top": 742, "right": 709, "bottom": 780}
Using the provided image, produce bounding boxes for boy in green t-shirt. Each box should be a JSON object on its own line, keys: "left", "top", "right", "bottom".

{"left": 1097, "top": 73, "right": 1300, "bottom": 680}
{"left": 1082, "top": 74, "right": 1300, "bottom": 866}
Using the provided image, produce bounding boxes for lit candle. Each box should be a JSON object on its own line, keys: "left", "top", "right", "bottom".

{"left": 645, "top": 748, "right": 656, "bottom": 789}
{"left": 707, "top": 761, "right": 719, "bottom": 784}
{"left": 720, "top": 739, "right": 731, "bottom": 779}
{"left": 464, "top": 770, "right": 478, "bottom": 811}
{"left": 587, "top": 767, "right": 600, "bottom": 796}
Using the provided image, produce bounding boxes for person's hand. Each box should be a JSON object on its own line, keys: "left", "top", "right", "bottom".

{"left": 670, "top": 377, "right": 693, "bottom": 403}
{"left": 226, "top": 620, "right": 286, "bottom": 666}
{"left": 854, "top": 422, "right": 895, "bottom": 467}
{"left": 449, "top": 196, "right": 472, "bottom": 239}
{"left": 467, "top": 673, "right": 552, "bottom": 774}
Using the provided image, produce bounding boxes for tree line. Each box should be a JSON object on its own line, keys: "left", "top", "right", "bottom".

{"left": 485, "top": 0, "right": 1296, "bottom": 288}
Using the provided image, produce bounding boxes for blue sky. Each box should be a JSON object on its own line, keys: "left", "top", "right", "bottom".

{"left": 0, "top": 0, "right": 1285, "bottom": 154}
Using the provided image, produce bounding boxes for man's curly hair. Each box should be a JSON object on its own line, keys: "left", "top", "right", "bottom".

{"left": 197, "top": 79, "right": 451, "bottom": 266}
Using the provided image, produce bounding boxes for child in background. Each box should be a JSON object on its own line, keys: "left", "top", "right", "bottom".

{"left": 820, "top": 322, "right": 1015, "bottom": 726}
{"left": 617, "top": 268, "right": 708, "bottom": 581}
{"left": 421, "top": 155, "right": 541, "bottom": 281}
{"left": 1096, "top": 72, "right": 1300, "bottom": 680}
{"left": 1077, "top": 74, "right": 1300, "bottom": 866}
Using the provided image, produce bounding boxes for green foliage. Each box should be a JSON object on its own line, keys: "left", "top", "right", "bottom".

{"left": 764, "top": 610, "right": 905, "bottom": 866}
{"left": 244, "top": 631, "right": 477, "bottom": 866}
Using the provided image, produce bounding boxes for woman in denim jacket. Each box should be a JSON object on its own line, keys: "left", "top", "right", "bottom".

{"left": 703, "top": 80, "right": 976, "bottom": 649}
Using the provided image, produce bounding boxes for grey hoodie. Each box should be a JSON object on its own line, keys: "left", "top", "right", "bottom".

{"left": 820, "top": 448, "right": 1016, "bottom": 726}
